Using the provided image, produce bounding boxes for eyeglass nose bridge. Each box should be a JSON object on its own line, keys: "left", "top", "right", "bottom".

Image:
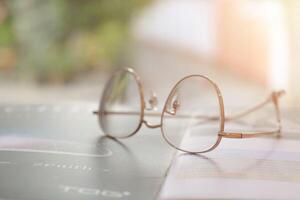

{"left": 142, "top": 120, "right": 161, "bottom": 129}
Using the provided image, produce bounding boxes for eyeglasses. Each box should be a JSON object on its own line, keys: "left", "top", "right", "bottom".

{"left": 93, "top": 68, "right": 285, "bottom": 154}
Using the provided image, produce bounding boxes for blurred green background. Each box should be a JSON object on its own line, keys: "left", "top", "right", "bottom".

{"left": 0, "top": 0, "right": 151, "bottom": 83}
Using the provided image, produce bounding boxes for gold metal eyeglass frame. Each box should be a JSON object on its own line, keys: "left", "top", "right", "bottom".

{"left": 93, "top": 68, "right": 285, "bottom": 154}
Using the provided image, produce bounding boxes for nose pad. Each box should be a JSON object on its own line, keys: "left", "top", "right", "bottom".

{"left": 146, "top": 91, "right": 158, "bottom": 111}
{"left": 166, "top": 93, "right": 180, "bottom": 115}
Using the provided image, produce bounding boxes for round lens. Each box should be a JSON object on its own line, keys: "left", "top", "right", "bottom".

{"left": 161, "top": 75, "right": 223, "bottom": 153}
{"left": 99, "top": 69, "right": 143, "bottom": 138}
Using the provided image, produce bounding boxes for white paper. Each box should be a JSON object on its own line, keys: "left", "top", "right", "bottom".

{"left": 159, "top": 134, "right": 300, "bottom": 200}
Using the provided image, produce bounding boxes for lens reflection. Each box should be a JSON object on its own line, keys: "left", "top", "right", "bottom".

{"left": 99, "top": 69, "right": 142, "bottom": 138}
{"left": 162, "top": 76, "right": 222, "bottom": 153}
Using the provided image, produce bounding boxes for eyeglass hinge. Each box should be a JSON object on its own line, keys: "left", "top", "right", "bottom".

{"left": 219, "top": 132, "right": 243, "bottom": 139}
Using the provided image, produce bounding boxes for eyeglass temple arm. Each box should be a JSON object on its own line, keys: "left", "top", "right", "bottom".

{"left": 225, "top": 90, "right": 285, "bottom": 122}
{"left": 219, "top": 130, "right": 280, "bottom": 139}
{"left": 93, "top": 110, "right": 161, "bottom": 116}
{"left": 220, "top": 90, "right": 285, "bottom": 139}
{"left": 93, "top": 90, "right": 285, "bottom": 123}
{"left": 93, "top": 110, "right": 220, "bottom": 121}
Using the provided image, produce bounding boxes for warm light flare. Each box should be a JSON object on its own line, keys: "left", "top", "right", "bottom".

{"left": 267, "top": 1, "right": 289, "bottom": 90}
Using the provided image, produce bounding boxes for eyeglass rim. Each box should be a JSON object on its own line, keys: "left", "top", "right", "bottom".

{"left": 96, "top": 68, "right": 283, "bottom": 153}
{"left": 160, "top": 74, "right": 225, "bottom": 154}
{"left": 96, "top": 68, "right": 284, "bottom": 153}
{"left": 98, "top": 67, "right": 146, "bottom": 138}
